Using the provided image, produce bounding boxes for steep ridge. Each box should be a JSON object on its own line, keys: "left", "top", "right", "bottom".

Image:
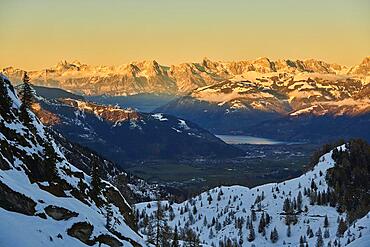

{"left": 157, "top": 65, "right": 370, "bottom": 141}
{"left": 135, "top": 141, "right": 370, "bottom": 246}
{"left": 0, "top": 74, "right": 148, "bottom": 246}
{"left": 29, "top": 86, "right": 243, "bottom": 164}
{"left": 2, "top": 56, "right": 369, "bottom": 96}
{"left": 14, "top": 85, "right": 160, "bottom": 203}
{"left": 51, "top": 131, "right": 160, "bottom": 204}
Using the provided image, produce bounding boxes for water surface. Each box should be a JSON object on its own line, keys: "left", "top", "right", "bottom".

{"left": 216, "top": 135, "right": 286, "bottom": 145}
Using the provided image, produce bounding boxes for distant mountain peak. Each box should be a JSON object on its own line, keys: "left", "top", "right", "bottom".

{"left": 2, "top": 56, "right": 369, "bottom": 95}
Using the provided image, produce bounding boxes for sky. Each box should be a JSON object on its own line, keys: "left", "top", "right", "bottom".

{"left": 0, "top": 0, "right": 369, "bottom": 70}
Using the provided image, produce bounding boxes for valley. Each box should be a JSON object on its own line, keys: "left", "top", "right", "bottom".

{"left": 28, "top": 84, "right": 320, "bottom": 197}
{"left": 87, "top": 94, "right": 177, "bottom": 113}
{"left": 21, "top": 82, "right": 364, "bottom": 199}
{"left": 125, "top": 143, "right": 317, "bottom": 198}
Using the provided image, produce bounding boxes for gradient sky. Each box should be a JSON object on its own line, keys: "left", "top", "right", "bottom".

{"left": 1, "top": 0, "right": 369, "bottom": 70}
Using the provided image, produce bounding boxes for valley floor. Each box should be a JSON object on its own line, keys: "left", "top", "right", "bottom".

{"left": 126, "top": 143, "right": 317, "bottom": 198}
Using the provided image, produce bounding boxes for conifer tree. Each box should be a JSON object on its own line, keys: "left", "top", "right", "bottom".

{"left": 258, "top": 213, "right": 265, "bottom": 233}
{"left": 0, "top": 76, "right": 12, "bottom": 117}
{"left": 146, "top": 222, "right": 155, "bottom": 244}
{"left": 90, "top": 158, "right": 102, "bottom": 202}
{"left": 192, "top": 205, "right": 197, "bottom": 215}
{"left": 248, "top": 222, "right": 255, "bottom": 242}
{"left": 324, "top": 228, "right": 330, "bottom": 238}
{"left": 324, "top": 215, "right": 329, "bottom": 228}
{"left": 44, "top": 141, "right": 58, "bottom": 181}
{"left": 19, "top": 72, "right": 34, "bottom": 124}
{"left": 336, "top": 218, "right": 347, "bottom": 237}
{"left": 311, "top": 179, "right": 317, "bottom": 191}
{"left": 297, "top": 191, "right": 303, "bottom": 210}
{"left": 161, "top": 222, "right": 171, "bottom": 247}
{"left": 238, "top": 234, "right": 244, "bottom": 246}
{"left": 78, "top": 178, "right": 86, "bottom": 194}
{"left": 251, "top": 210, "right": 256, "bottom": 221}
{"left": 299, "top": 236, "right": 305, "bottom": 247}
{"left": 184, "top": 228, "right": 200, "bottom": 247}
{"left": 265, "top": 212, "right": 270, "bottom": 225}
{"left": 270, "top": 227, "right": 278, "bottom": 243}
{"left": 154, "top": 200, "right": 166, "bottom": 247}
{"left": 209, "top": 228, "right": 214, "bottom": 239}
{"left": 172, "top": 226, "right": 180, "bottom": 247}
{"left": 207, "top": 194, "right": 213, "bottom": 204}
{"left": 316, "top": 230, "right": 324, "bottom": 247}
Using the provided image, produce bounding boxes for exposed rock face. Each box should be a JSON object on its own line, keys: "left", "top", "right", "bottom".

{"left": 95, "top": 234, "right": 123, "bottom": 247}
{"left": 61, "top": 98, "right": 140, "bottom": 122}
{"left": 348, "top": 56, "right": 370, "bottom": 76}
{"left": 157, "top": 69, "right": 370, "bottom": 142}
{"left": 29, "top": 86, "right": 243, "bottom": 163}
{"left": 44, "top": 205, "right": 79, "bottom": 220}
{"left": 104, "top": 186, "right": 137, "bottom": 231}
{"left": 0, "top": 181, "right": 36, "bottom": 215}
{"left": 2, "top": 56, "right": 368, "bottom": 96}
{"left": 32, "top": 102, "right": 60, "bottom": 125}
{"left": 67, "top": 222, "right": 94, "bottom": 245}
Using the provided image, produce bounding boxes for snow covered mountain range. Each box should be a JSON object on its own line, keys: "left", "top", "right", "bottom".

{"left": 157, "top": 78, "right": 370, "bottom": 142}
{"left": 30, "top": 85, "right": 243, "bottom": 164}
{"left": 3, "top": 56, "right": 369, "bottom": 97}
{"left": 136, "top": 142, "right": 370, "bottom": 247}
{"left": 155, "top": 57, "right": 369, "bottom": 142}
{"left": 3, "top": 56, "right": 369, "bottom": 142}
{"left": 0, "top": 74, "right": 149, "bottom": 246}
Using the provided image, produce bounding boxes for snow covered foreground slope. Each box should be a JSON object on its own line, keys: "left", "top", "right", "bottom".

{"left": 136, "top": 145, "right": 369, "bottom": 246}
{"left": 0, "top": 75, "right": 148, "bottom": 246}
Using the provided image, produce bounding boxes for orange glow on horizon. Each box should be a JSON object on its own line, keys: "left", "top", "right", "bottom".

{"left": 1, "top": 0, "right": 369, "bottom": 70}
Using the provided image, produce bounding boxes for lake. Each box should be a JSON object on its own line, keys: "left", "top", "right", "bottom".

{"left": 216, "top": 135, "right": 287, "bottom": 145}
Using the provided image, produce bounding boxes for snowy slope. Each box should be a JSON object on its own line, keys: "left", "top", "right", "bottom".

{"left": 30, "top": 89, "right": 243, "bottom": 162}
{"left": 2, "top": 56, "right": 368, "bottom": 96}
{"left": 136, "top": 145, "right": 369, "bottom": 246}
{"left": 0, "top": 74, "right": 148, "bottom": 246}
{"left": 345, "top": 212, "right": 370, "bottom": 247}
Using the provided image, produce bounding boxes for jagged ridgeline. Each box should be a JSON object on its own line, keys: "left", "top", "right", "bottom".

{"left": 0, "top": 74, "right": 147, "bottom": 246}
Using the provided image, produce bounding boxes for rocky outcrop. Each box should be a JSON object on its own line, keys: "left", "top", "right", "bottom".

{"left": 104, "top": 186, "right": 137, "bottom": 230}
{"left": 67, "top": 222, "right": 125, "bottom": 247}
{"left": 44, "top": 205, "right": 78, "bottom": 220}
{"left": 0, "top": 181, "right": 37, "bottom": 215}
{"left": 31, "top": 103, "right": 60, "bottom": 125}
{"left": 67, "top": 222, "right": 94, "bottom": 245}
{"left": 348, "top": 56, "right": 370, "bottom": 76}
{"left": 61, "top": 98, "right": 140, "bottom": 123}
{"left": 95, "top": 234, "right": 123, "bottom": 247}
